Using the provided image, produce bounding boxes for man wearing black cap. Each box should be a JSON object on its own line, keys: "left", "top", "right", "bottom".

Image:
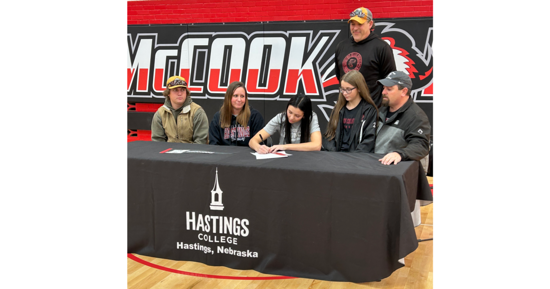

{"left": 375, "top": 71, "right": 431, "bottom": 167}
{"left": 334, "top": 7, "right": 396, "bottom": 107}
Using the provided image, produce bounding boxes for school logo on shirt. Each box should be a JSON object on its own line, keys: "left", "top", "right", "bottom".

{"left": 289, "top": 129, "right": 301, "bottom": 142}
{"left": 223, "top": 126, "right": 250, "bottom": 141}
{"left": 343, "top": 117, "right": 355, "bottom": 130}
{"left": 342, "top": 52, "right": 362, "bottom": 73}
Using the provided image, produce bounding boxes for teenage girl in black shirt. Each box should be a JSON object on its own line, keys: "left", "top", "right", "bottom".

{"left": 323, "top": 70, "right": 378, "bottom": 152}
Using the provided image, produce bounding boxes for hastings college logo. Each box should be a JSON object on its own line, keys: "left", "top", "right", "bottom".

{"left": 179, "top": 168, "right": 259, "bottom": 258}
{"left": 210, "top": 168, "right": 224, "bottom": 210}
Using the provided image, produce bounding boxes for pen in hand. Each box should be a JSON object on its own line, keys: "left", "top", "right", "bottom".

{"left": 258, "top": 134, "right": 272, "bottom": 154}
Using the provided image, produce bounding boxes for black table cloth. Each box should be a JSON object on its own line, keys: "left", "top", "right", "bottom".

{"left": 128, "top": 141, "right": 432, "bottom": 282}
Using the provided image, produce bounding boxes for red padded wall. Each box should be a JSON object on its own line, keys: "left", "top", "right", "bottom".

{"left": 127, "top": 0, "right": 433, "bottom": 25}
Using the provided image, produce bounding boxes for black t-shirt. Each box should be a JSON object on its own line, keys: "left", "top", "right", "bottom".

{"left": 341, "top": 105, "right": 360, "bottom": 152}
{"left": 385, "top": 110, "right": 396, "bottom": 123}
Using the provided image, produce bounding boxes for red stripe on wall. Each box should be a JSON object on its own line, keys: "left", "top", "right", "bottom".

{"left": 322, "top": 76, "right": 339, "bottom": 88}
{"left": 128, "top": 0, "right": 433, "bottom": 25}
{"left": 136, "top": 103, "right": 163, "bottom": 112}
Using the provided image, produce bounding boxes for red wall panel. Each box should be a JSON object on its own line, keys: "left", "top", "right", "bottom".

{"left": 127, "top": 0, "right": 433, "bottom": 25}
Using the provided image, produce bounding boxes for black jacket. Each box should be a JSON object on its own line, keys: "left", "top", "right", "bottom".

{"left": 374, "top": 97, "right": 431, "bottom": 161}
{"left": 322, "top": 99, "right": 378, "bottom": 152}
{"left": 208, "top": 108, "right": 264, "bottom": 146}
{"left": 334, "top": 33, "right": 396, "bottom": 107}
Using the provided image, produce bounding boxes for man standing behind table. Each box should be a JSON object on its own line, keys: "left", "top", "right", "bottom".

{"left": 375, "top": 71, "right": 431, "bottom": 227}
{"left": 151, "top": 76, "right": 209, "bottom": 143}
{"left": 334, "top": 7, "right": 396, "bottom": 107}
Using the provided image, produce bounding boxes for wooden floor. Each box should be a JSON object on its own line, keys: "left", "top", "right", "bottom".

{"left": 128, "top": 177, "right": 433, "bottom": 289}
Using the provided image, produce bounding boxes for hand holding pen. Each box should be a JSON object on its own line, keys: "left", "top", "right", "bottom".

{"left": 257, "top": 134, "right": 287, "bottom": 156}
{"left": 257, "top": 134, "right": 271, "bottom": 154}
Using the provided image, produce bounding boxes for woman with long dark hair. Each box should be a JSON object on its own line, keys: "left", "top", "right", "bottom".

{"left": 249, "top": 94, "right": 322, "bottom": 154}
{"left": 209, "top": 81, "right": 264, "bottom": 146}
{"left": 323, "top": 70, "right": 378, "bottom": 152}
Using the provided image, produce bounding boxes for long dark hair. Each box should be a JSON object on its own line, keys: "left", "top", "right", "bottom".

{"left": 282, "top": 94, "right": 312, "bottom": 144}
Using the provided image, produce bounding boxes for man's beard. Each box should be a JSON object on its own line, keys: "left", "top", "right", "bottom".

{"left": 381, "top": 97, "right": 389, "bottom": 107}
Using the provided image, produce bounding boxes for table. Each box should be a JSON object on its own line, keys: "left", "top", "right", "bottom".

{"left": 128, "top": 141, "right": 432, "bottom": 282}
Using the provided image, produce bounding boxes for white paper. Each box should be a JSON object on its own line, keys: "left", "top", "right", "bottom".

{"left": 166, "top": 149, "right": 190, "bottom": 154}
{"left": 251, "top": 151, "right": 291, "bottom": 159}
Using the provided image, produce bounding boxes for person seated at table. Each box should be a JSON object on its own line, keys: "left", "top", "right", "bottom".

{"left": 375, "top": 71, "right": 432, "bottom": 227}
{"left": 322, "top": 70, "right": 378, "bottom": 152}
{"left": 151, "top": 76, "right": 209, "bottom": 143}
{"left": 249, "top": 94, "right": 322, "bottom": 154}
{"left": 375, "top": 71, "right": 431, "bottom": 167}
{"left": 209, "top": 81, "right": 264, "bottom": 146}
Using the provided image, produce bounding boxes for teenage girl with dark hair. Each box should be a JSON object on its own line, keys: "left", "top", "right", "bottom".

{"left": 322, "top": 70, "right": 378, "bottom": 152}
{"left": 209, "top": 81, "right": 264, "bottom": 146}
{"left": 249, "top": 94, "right": 322, "bottom": 154}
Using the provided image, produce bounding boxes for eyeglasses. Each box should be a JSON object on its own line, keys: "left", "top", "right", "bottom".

{"left": 169, "top": 79, "right": 187, "bottom": 87}
{"left": 350, "top": 9, "right": 366, "bottom": 18}
{"left": 339, "top": 87, "right": 356, "bottom": 94}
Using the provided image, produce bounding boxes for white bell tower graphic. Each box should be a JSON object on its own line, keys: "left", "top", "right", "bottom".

{"left": 210, "top": 167, "right": 224, "bottom": 210}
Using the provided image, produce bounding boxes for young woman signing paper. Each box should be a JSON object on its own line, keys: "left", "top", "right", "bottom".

{"left": 249, "top": 94, "right": 322, "bottom": 154}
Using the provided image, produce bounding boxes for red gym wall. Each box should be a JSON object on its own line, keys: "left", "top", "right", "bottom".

{"left": 127, "top": 0, "right": 433, "bottom": 25}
